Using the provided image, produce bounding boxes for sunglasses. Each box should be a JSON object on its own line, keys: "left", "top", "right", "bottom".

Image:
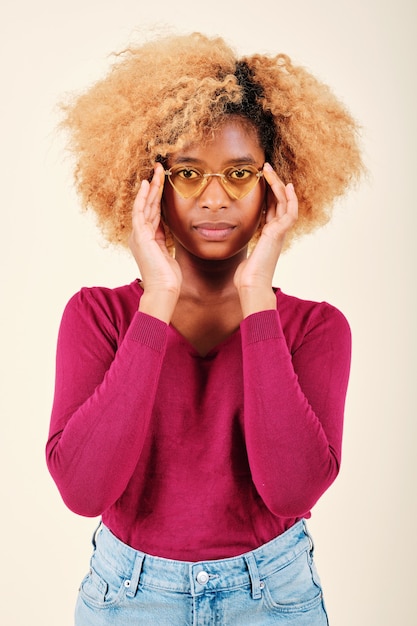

{"left": 164, "top": 164, "right": 264, "bottom": 200}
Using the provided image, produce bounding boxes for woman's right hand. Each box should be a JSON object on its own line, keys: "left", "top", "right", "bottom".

{"left": 129, "top": 163, "right": 182, "bottom": 323}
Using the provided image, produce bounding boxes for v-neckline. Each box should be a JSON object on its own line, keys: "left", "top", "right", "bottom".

{"left": 134, "top": 278, "right": 243, "bottom": 358}
{"left": 168, "top": 322, "right": 241, "bottom": 359}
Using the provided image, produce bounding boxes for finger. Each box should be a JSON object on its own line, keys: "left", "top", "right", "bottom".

{"left": 284, "top": 182, "right": 298, "bottom": 224}
{"left": 266, "top": 183, "right": 298, "bottom": 234}
{"left": 147, "top": 164, "right": 166, "bottom": 228}
{"left": 262, "top": 163, "right": 288, "bottom": 220}
{"left": 132, "top": 180, "right": 151, "bottom": 224}
{"left": 141, "top": 164, "right": 164, "bottom": 223}
{"left": 132, "top": 165, "right": 164, "bottom": 230}
{"left": 147, "top": 163, "right": 165, "bottom": 204}
{"left": 154, "top": 220, "right": 169, "bottom": 252}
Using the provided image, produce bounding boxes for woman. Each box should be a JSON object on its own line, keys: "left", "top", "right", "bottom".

{"left": 46, "top": 32, "right": 363, "bottom": 625}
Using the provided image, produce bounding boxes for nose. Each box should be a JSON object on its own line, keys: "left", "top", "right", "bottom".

{"left": 198, "top": 175, "right": 231, "bottom": 209}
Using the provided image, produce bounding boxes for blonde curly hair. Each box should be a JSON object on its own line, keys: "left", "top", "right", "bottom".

{"left": 60, "top": 31, "right": 363, "bottom": 250}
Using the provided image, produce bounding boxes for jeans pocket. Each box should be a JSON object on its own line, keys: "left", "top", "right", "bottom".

{"left": 79, "top": 558, "right": 126, "bottom": 610}
{"left": 262, "top": 548, "right": 323, "bottom": 614}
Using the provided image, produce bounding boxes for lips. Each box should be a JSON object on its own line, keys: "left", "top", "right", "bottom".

{"left": 193, "top": 221, "right": 236, "bottom": 241}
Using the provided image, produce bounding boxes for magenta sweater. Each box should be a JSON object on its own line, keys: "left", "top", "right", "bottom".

{"left": 46, "top": 280, "right": 351, "bottom": 561}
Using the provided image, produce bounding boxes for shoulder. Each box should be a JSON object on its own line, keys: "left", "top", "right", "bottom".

{"left": 62, "top": 280, "right": 143, "bottom": 340}
{"left": 66, "top": 279, "right": 141, "bottom": 312}
{"left": 275, "top": 288, "right": 351, "bottom": 350}
{"left": 276, "top": 288, "right": 349, "bottom": 324}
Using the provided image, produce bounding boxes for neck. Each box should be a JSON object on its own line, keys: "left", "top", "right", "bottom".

{"left": 174, "top": 247, "right": 247, "bottom": 301}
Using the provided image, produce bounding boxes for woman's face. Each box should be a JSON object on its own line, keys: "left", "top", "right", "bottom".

{"left": 162, "top": 118, "right": 266, "bottom": 262}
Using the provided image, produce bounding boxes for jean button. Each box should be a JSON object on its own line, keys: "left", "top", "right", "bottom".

{"left": 196, "top": 571, "right": 209, "bottom": 585}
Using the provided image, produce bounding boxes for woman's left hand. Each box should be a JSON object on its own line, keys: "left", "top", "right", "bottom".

{"left": 234, "top": 163, "right": 298, "bottom": 317}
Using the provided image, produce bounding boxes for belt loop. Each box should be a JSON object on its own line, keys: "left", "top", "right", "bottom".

{"left": 244, "top": 553, "right": 262, "bottom": 600}
{"left": 125, "top": 553, "right": 145, "bottom": 599}
{"left": 91, "top": 521, "right": 103, "bottom": 549}
{"left": 303, "top": 520, "right": 314, "bottom": 554}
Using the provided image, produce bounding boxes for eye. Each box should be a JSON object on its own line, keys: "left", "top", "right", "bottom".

{"left": 227, "top": 168, "right": 253, "bottom": 181}
{"left": 175, "top": 167, "right": 202, "bottom": 181}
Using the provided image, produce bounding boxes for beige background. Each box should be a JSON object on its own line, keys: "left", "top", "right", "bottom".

{"left": 1, "top": 0, "right": 415, "bottom": 624}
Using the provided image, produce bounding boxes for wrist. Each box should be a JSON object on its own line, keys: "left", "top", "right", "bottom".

{"left": 238, "top": 286, "right": 276, "bottom": 318}
{"left": 139, "top": 289, "right": 179, "bottom": 324}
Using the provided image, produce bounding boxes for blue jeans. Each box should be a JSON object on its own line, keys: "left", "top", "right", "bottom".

{"left": 75, "top": 520, "right": 329, "bottom": 625}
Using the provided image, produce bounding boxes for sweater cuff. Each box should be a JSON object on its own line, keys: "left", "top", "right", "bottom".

{"left": 126, "top": 312, "right": 168, "bottom": 352}
{"left": 241, "top": 309, "right": 284, "bottom": 345}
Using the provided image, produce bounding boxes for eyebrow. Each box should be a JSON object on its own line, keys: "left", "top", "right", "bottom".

{"left": 170, "top": 155, "right": 259, "bottom": 166}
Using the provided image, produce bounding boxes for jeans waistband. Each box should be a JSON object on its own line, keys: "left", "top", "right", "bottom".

{"left": 92, "top": 520, "right": 311, "bottom": 599}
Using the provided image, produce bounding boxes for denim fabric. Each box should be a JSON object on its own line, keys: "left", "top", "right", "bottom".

{"left": 75, "top": 520, "right": 329, "bottom": 625}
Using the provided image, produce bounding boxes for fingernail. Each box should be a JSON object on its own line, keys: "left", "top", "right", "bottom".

{"left": 263, "top": 162, "right": 273, "bottom": 171}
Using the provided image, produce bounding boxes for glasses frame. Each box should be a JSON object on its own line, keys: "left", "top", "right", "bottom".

{"left": 164, "top": 164, "right": 264, "bottom": 200}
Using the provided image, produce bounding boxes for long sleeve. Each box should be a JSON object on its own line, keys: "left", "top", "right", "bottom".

{"left": 46, "top": 287, "right": 168, "bottom": 517}
{"left": 240, "top": 302, "right": 351, "bottom": 518}
{"left": 46, "top": 283, "right": 352, "bottom": 560}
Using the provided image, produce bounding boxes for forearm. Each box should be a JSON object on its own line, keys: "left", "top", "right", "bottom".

{"left": 46, "top": 311, "right": 168, "bottom": 516}
{"left": 241, "top": 308, "right": 350, "bottom": 517}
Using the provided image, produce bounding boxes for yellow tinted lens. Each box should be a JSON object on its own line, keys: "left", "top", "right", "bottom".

{"left": 169, "top": 166, "right": 204, "bottom": 198}
{"left": 166, "top": 165, "right": 263, "bottom": 199}
{"left": 222, "top": 166, "right": 262, "bottom": 199}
